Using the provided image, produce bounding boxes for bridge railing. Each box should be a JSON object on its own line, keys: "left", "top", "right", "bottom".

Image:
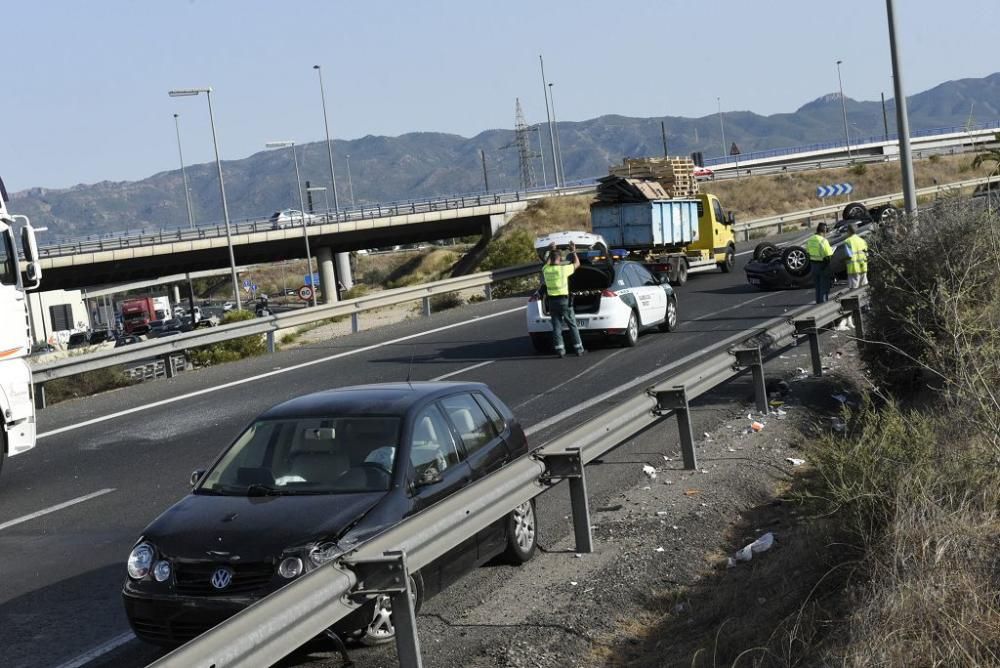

{"left": 144, "top": 287, "right": 866, "bottom": 668}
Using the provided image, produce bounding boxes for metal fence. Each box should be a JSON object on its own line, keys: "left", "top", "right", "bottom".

{"left": 145, "top": 288, "right": 866, "bottom": 668}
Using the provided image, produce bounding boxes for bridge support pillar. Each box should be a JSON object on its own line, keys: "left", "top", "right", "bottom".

{"left": 171, "top": 285, "right": 181, "bottom": 306}
{"left": 335, "top": 252, "right": 353, "bottom": 291}
{"left": 317, "top": 246, "right": 338, "bottom": 304}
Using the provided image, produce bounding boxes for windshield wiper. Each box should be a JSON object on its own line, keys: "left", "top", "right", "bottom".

{"left": 246, "top": 483, "right": 282, "bottom": 497}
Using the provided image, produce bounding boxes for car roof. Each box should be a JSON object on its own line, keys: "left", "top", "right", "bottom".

{"left": 259, "top": 381, "right": 491, "bottom": 420}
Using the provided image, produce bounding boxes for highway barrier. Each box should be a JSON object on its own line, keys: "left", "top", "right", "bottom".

{"left": 29, "top": 263, "right": 539, "bottom": 401}
{"left": 146, "top": 288, "right": 867, "bottom": 668}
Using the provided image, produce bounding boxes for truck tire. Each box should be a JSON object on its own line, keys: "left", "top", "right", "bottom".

{"left": 781, "top": 246, "right": 811, "bottom": 277}
{"left": 670, "top": 259, "right": 688, "bottom": 286}
{"left": 753, "top": 242, "right": 779, "bottom": 262}
{"left": 842, "top": 202, "right": 869, "bottom": 221}
{"left": 717, "top": 245, "right": 735, "bottom": 273}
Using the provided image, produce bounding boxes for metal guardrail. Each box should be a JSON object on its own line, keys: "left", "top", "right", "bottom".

{"left": 147, "top": 288, "right": 867, "bottom": 668}
{"left": 30, "top": 263, "right": 539, "bottom": 387}
{"left": 732, "top": 174, "right": 1000, "bottom": 240}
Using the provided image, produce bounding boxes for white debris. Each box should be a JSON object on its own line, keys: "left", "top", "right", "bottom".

{"left": 642, "top": 464, "right": 657, "bottom": 479}
{"left": 786, "top": 457, "right": 806, "bottom": 466}
{"left": 655, "top": 511, "right": 669, "bottom": 517}
{"left": 570, "top": 581, "right": 578, "bottom": 586}
{"left": 734, "top": 532, "right": 776, "bottom": 563}
{"left": 832, "top": 393, "right": 848, "bottom": 404}
{"left": 671, "top": 525, "right": 680, "bottom": 531}
{"left": 655, "top": 547, "right": 665, "bottom": 553}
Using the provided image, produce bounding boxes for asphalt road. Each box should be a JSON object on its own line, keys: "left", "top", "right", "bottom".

{"left": 0, "top": 233, "right": 818, "bottom": 668}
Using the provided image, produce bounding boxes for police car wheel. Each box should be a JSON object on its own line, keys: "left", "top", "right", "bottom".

{"left": 622, "top": 311, "right": 639, "bottom": 347}
{"left": 659, "top": 296, "right": 678, "bottom": 332}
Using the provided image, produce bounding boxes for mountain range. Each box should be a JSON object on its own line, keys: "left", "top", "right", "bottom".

{"left": 13, "top": 73, "right": 1000, "bottom": 241}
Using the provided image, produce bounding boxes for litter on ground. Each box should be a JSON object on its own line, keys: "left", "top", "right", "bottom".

{"left": 642, "top": 464, "right": 657, "bottom": 479}
{"left": 734, "top": 532, "right": 775, "bottom": 563}
{"left": 786, "top": 457, "right": 806, "bottom": 466}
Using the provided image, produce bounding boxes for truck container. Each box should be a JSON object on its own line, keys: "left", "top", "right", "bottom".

{"left": 590, "top": 192, "right": 736, "bottom": 285}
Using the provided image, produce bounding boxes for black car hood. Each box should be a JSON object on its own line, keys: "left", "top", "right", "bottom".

{"left": 141, "top": 492, "right": 386, "bottom": 562}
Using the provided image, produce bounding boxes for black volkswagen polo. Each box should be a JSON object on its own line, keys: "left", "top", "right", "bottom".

{"left": 123, "top": 382, "right": 537, "bottom": 647}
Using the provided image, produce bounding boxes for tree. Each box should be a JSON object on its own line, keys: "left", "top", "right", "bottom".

{"left": 971, "top": 132, "right": 1000, "bottom": 175}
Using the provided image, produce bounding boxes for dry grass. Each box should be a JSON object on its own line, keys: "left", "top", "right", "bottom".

{"left": 709, "top": 153, "right": 986, "bottom": 220}
{"left": 383, "top": 248, "right": 461, "bottom": 287}
{"left": 502, "top": 194, "right": 593, "bottom": 238}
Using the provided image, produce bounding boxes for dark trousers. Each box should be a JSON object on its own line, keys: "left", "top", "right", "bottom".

{"left": 812, "top": 261, "right": 831, "bottom": 303}
{"left": 547, "top": 296, "right": 583, "bottom": 353}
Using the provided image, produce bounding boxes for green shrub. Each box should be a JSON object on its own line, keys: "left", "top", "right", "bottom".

{"left": 189, "top": 310, "right": 266, "bottom": 366}
{"left": 482, "top": 229, "right": 539, "bottom": 297}
{"left": 429, "top": 292, "right": 463, "bottom": 311}
{"left": 849, "top": 162, "right": 868, "bottom": 176}
{"left": 44, "top": 366, "right": 135, "bottom": 404}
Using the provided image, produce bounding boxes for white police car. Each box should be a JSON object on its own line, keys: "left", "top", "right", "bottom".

{"left": 526, "top": 232, "right": 678, "bottom": 351}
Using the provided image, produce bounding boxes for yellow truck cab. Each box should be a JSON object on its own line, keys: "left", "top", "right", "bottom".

{"left": 590, "top": 192, "right": 736, "bottom": 285}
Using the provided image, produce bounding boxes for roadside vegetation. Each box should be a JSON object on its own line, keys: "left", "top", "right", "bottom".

{"left": 188, "top": 310, "right": 266, "bottom": 366}
{"left": 44, "top": 366, "right": 135, "bottom": 404}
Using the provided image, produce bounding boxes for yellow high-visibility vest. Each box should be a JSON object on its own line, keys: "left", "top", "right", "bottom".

{"left": 806, "top": 234, "right": 833, "bottom": 262}
{"left": 542, "top": 263, "right": 574, "bottom": 296}
{"left": 844, "top": 235, "right": 868, "bottom": 275}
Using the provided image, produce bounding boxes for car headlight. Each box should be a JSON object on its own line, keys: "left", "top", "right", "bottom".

{"left": 278, "top": 556, "right": 303, "bottom": 579}
{"left": 308, "top": 542, "right": 340, "bottom": 567}
{"left": 127, "top": 543, "right": 155, "bottom": 579}
{"left": 153, "top": 560, "right": 172, "bottom": 582}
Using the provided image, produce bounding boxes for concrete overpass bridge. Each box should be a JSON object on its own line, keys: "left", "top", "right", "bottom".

{"left": 36, "top": 196, "right": 536, "bottom": 297}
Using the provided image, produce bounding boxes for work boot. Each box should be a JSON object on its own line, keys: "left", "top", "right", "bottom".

{"left": 574, "top": 347, "right": 586, "bottom": 357}
{"left": 555, "top": 349, "right": 566, "bottom": 359}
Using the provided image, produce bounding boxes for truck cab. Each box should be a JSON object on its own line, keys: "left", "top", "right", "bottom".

{"left": 0, "top": 175, "right": 43, "bottom": 477}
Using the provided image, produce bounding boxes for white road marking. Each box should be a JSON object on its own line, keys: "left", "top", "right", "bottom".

{"left": 38, "top": 306, "right": 526, "bottom": 440}
{"left": 513, "top": 349, "right": 625, "bottom": 411}
{"left": 430, "top": 360, "right": 494, "bottom": 381}
{"left": 688, "top": 291, "right": 776, "bottom": 321}
{"left": 50, "top": 631, "right": 135, "bottom": 668}
{"left": 0, "top": 488, "right": 115, "bottom": 532}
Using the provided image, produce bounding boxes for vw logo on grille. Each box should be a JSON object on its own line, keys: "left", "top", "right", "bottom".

{"left": 210, "top": 567, "right": 234, "bottom": 590}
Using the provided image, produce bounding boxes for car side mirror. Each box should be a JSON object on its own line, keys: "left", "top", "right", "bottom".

{"left": 190, "top": 469, "right": 206, "bottom": 486}
{"left": 413, "top": 466, "right": 443, "bottom": 489}
{"left": 727, "top": 212, "right": 736, "bottom": 225}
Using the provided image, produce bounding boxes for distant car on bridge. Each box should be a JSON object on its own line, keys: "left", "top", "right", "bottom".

{"left": 269, "top": 208, "right": 318, "bottom": 229}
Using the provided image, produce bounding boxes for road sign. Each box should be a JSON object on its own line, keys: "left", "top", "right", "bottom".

{"left": 298, "top": 285, "right": 314, "bottom": 302}
{"left": 242, "top": 278, "right": 251, "bottom": 289}
{"left": 251, "top": 283, "right": 258, "bottom": 292}
{"left": 304, "top": 273, "right": 320, "bottom": 286}
{"left": 816, "top": 183, "right": 854, "bottom": 198}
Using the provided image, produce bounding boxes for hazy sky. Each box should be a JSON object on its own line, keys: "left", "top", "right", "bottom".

{"left": 5, "top": 0, "right": 998, "bottom": 191}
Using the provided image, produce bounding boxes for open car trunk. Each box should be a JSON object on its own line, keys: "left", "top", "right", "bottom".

{"left": 565, "top": 265, "right": 614, "bottom": 315}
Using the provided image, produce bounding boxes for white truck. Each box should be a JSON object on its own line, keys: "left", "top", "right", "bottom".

{"left": 0, "top": 176, "right": 43, "bottom": 478}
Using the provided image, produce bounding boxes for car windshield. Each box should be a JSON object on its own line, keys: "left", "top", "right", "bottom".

{"left": 198, "top": 416, "right": 400, "bottom": 496}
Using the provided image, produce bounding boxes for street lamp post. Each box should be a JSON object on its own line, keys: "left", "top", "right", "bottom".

{"left": 345, "top": 154, "right": 356, "bottom": 207}
{"left": 312, "top": 65, "right": 341, "bottom": 217}
{"left": 548, "top": 82, "right": 566, "bottom": 187}
{"left": 538, "top": 55, "right": 560, "bottom": 188}
{"left": 836, "top": 60, "right": 853, "bottom": 158}
{"left": 172, "top": 113, "right": 195, "bottom": 229}
{"left": 168, "top": 87, "right": 241, "bottom": 311}
{"left": 717, "top": 97, "right": 727, "bottom": 160}
{"left": 266, "top": 140, "right": 318, "bottom": 307}
{"left": 885, "top": 0, "right": 917, "bottom": 216}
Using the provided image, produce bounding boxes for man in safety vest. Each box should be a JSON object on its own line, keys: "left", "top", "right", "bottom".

{"left": 806, "top": 222, "right": 834, "bottom": 303}
{"left": 542, "top": 242, "right": 585, "bottom": 357}
{"left": 843, "top": 223, "right": 869, "bottom": 289}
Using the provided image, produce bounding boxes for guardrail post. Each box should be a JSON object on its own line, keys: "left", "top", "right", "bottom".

{"left": 484, "top": 284, "right": 493, "bottom": 301}
{"left": 347, "top": 550, "right": 423, "bottom": 668}
{"left": 34, "top": 383, "right": 46, "bottom": 410}
{"left": 540, "top": 448, "right": 593, "bottom": 553}
{"left": 351, "top": 312, "right": 360, "bottom": 333}
{"left": 162, "top": 354, "right": 176, "bottom": 379}
{"left": 732, "top": 347, "right": 768, "bottom": 414}
{"left": 840, "top": 296, "right": 865, "bottom": 347}
{"left": 422, "top": 296, "right": 431, "bottom": 317}
{"left": 652, "top": 387, "right": 697, "bottom": 470}
{"left": 794, "top": 317, "right": 823, "bottom": 376}
{"left": 266, "top": 331, "right": 275, "bottom": 354}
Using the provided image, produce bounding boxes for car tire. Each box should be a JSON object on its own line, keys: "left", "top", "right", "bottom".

{"left": 781, "top": 246, "right": 811, "bottom": 277}
{"left": 659, "top": 296, "right": 678, "bottom": 332}
{"left": 502, "top": 500, "right": 538, "bottom": 564}
{"left": 354, "top": 572, "right": 424, "bottom": 646}
{"left": 530, "top": 333, "right": 549, "bottom": 354}
{"left": 670, "top": 260, "right": 688, "bottom": 286}
{"left": 877, "top": 204, "right": 899, "bottom": 223}
{"left": 753, "top": 242, "right": 779, "bottom": 262}
{"left": 622, "top": 311, "right": 639, "bottom": 347}
{"left": 717, "top": 245, "right": 735, "bottom": 272}
{"left": 842, "top": 202, "right": 869, "bottom": 221}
